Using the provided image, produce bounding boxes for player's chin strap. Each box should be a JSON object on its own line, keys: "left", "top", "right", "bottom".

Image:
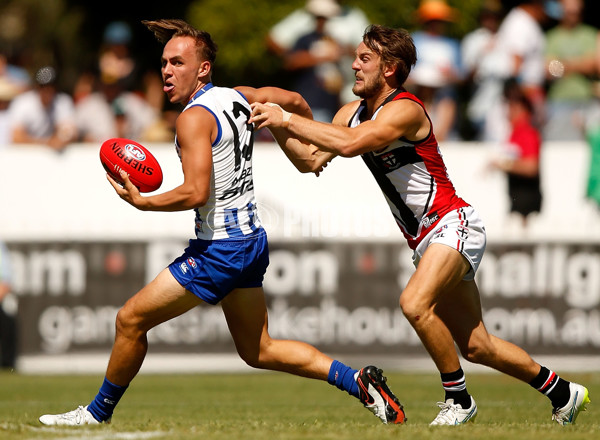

{"left": 266, "top": 102, "right": 292, "bottom": 128}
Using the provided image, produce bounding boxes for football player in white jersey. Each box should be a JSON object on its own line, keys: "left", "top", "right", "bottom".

{"left": 250, "top": 24, "right": 589, "bottom": 426}
{"left": 38, "top": 19, "right": 405, "bottom": 426}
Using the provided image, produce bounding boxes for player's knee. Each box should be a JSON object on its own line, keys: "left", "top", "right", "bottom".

{"left": 239, "top": 352, "right": 261, "bottom": 369}
{"left": 239, "top": 351, "right": 272, "bottom": 370}
{"left": 115, "top": 307, "right": 144, "bottom": 338}
{"left": 115, "top": 308, "right": 131, "bottom": 335}
{"left": 460, "top": 340, "right": 492, "bottom": 365}
{"left": 399, "top": 294, "right": 431, "bottom": 325}
{"left": 462, "top": 347, "right": 486, "bottom": 365}
{"left": 236, "top": 341, "right": 272, "bottom": 370}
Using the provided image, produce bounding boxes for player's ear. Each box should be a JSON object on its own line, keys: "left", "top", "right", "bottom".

{"left": 198, "top": 60, "right": 211, "bottom": 80}
{"left": 382, "top": 62, "right": 397, "bottom": 79}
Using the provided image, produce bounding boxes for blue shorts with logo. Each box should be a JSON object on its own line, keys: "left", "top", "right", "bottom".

{"left": 168, "top": 228, "right": 269, "bottom": 305}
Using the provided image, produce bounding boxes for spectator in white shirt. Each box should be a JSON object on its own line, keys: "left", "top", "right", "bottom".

{"left": 8, "top": 66, "right": 77, "bottom": 152}
{"left": 75, "top": 75, "right": 159, "bottom": 143}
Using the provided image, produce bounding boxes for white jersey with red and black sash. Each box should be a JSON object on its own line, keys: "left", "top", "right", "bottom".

{"left": 176, "top": 83, "right": 261, "bottom": 240}
{"left": 350, "top": 89, "right": 469, "bottom": 250}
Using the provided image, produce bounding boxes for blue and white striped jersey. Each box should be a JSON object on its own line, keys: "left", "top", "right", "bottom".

{"left": 176, "top": 84, "right": 261, "bottom": 240}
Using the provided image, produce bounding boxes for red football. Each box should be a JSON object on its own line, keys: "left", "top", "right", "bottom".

{"left": 100, "top": 138, "right": 163, "bottom": 193}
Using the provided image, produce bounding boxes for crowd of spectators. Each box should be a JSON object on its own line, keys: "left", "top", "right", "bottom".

{"left": 0, "top": 20, "right": 172, "bottom": 153}
{"left": 0, "top": 1, "right": 599, "bottom": 152}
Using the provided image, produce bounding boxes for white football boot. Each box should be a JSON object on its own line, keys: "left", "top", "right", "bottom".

{"left": 39, "top": 405, "right": 107, "bottom": 425}
{"left": 552, "top": 382, "right": 590, "bottom": 425}
{"left": 430, "top": 396, "right": 477, "bottom": 426}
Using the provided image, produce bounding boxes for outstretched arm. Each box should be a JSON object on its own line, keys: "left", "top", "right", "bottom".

{"left": 236, "top": 86, "right": 313, "bottom": 118}
{"left": 235, "top": 86, "right": 336, "bottom": 173}
{"left": 250, "top": 98, "right": 429, "bottom": 157}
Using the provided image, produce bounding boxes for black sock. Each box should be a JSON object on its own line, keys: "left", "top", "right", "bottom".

{"left": 441, "top": 368, "right": 471, "bottom": 409}
{"left": 529, "top": 366, "right": 571, "bottom": 408}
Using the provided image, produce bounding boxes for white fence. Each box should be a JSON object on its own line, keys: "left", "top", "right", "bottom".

{"left": 0, "top": 141, "right": 597, "bottom": 243}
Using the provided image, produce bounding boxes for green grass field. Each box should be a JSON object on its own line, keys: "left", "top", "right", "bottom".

{"left": 1, "top": 371, "right": 597, "bottom": 440}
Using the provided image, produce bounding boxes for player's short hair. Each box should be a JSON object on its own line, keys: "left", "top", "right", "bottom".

{"left": 142, "top": 19, "right": 218, "bottom": 64}
{"left": 362, "top": 25, "right": 416, "bottom": 86}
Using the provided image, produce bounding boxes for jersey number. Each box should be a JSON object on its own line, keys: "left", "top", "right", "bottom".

{"left": 223, "top": 102, "right": 254, "bottom": 172}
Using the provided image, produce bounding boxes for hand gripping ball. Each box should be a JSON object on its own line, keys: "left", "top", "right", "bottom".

{"left": 100, "top": 138, "right": 163, "bottom": 193}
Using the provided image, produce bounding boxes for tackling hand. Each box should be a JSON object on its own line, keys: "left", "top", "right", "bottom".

{"left": 250, "top": 102, "right": 292, "bottom": 130}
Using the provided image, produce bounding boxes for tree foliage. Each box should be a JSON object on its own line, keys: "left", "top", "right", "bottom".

{"left": 0, "top": 0, "right": 87, "bottom": 89}
{"left": 0, "top": 0, "right": 487, "bottom": 91}
{"left": 186, "top": 0, "right": 485, "bottom": 88}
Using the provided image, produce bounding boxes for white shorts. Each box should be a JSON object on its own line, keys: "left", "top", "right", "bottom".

{"left": 412, "top": 206, "right": 486, "bottom": 281}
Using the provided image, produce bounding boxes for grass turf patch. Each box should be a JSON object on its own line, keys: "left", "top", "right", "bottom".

{"left": 1, "top": 370, "right": 597, "bottom": 440}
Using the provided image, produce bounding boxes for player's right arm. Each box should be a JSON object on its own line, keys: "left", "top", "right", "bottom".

{"left": 236, "top": 86, "right": 336, "bottom": 174}
{"left": 109, "top": 107, "right": 213, "bottom": 211}
{"left": 250, "top": 98, "right": 429, "bottom": 157}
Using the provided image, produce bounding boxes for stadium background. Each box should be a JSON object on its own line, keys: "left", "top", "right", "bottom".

{"left": 2, "top": 0, "right": 600, "bottom": 104}
{"left": 0, "top": 0, "right": 599, "bottom": 373}
{"left": 1, "top": 141, "right": 598, "bottom": 373}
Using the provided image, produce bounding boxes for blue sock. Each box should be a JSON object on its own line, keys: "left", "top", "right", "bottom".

{"left": 87, "top": 377, "right": 128, "bottom": 422}
{"left": 327, "top": 360, "right": 359, "bottom": 398}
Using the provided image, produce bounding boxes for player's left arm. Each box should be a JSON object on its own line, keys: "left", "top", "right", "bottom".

{"left": 236, "top": 85, "right": 335, "bottom": 173}
{"left": 108, "top": 107, "right": 213, "bottom": 211}
{"left": 235, "top": 86, "right": 312, "bottom": 118}
{"left": 250, "top": 98, "right": 427, "bottom": 157}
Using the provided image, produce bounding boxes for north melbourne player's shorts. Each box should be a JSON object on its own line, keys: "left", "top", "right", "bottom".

{"left": 412, "top": 206, "right": 486, "bottom": 281}
{"left": 169, "top": 228, "right": 269, "bottom": 305}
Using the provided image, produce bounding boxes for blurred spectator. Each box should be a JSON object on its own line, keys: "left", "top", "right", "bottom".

{"left": 483, "top": 0, "right": 548, "bottom": 143}
{"left": 98, "top": 21, "right": 165, "bottom": 112}
{"left": 0, "top": 52, "right": 30, "bottom": 93}
{"left": 267, "top": 0, "right": 369, "bottom": 105}
{"left": 73, "top": 20, "right": 168, "bottom": 143}
{"left": 0, "top": 78, "right": 21, "bottom": 147}
{"left": 490, "top": 79, "right": 543, "bottom": 227}
{"left": 0, "top": 241, "right": 17, "bottom": 370}
{"left": 99, "top": 21, "right": 138, "bottom": 92}
{"left": 283, "top": 0, "right": 344, "bottom": 122}
{"left": 75, "top": 75, "right": 162, "bottom": 143}
{"left": 7, "top": 66, "right": 77, "bottom": 152}
{"left": 324, "top": 1, "right": 370, "bottom": 104}
{"left": 461, "top": 0, "right": 505, "bottom": 140}
{"left": 583, "top": 100, "right": 600, "bottom": 208}
{"left": 544, "top": 0, "right": 599, "bottom": 141}
{"left": 0, "top": 51, "right": 29, "bottom": 148}
{"left": 406, "top": 0, "right": 464, "bottom": 141}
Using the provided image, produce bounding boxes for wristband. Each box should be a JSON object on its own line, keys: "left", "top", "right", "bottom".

{"left": 267, "top": 102, "right": 292, "bottom": 128}
{"left": 281, "top": 108, "right": 292, "bottom": 128}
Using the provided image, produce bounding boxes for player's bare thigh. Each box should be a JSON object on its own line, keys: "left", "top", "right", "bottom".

{"left": 119, "top": 268, "right": 203, "bottom": 331}
{"left": 402, "top": 243, "right": 471, "bottom": 310}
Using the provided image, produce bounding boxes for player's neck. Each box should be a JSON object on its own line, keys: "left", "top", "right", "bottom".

{"left": 365, "top": 87, "right": 398, "bottom": 117}
{"left": 188, "top": 81, "right": 213, "bottom": 103}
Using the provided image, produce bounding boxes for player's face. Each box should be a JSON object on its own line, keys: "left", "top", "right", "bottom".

{"left": 351, "top": 42, "right": 385, "bottom": 99}
{"left": 161, "top": 36, "right": 204, "bottom": 104}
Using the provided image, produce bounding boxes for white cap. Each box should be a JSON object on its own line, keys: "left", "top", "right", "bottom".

{"left": 306, "top": 0, "right": 341, "bottom": 18}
